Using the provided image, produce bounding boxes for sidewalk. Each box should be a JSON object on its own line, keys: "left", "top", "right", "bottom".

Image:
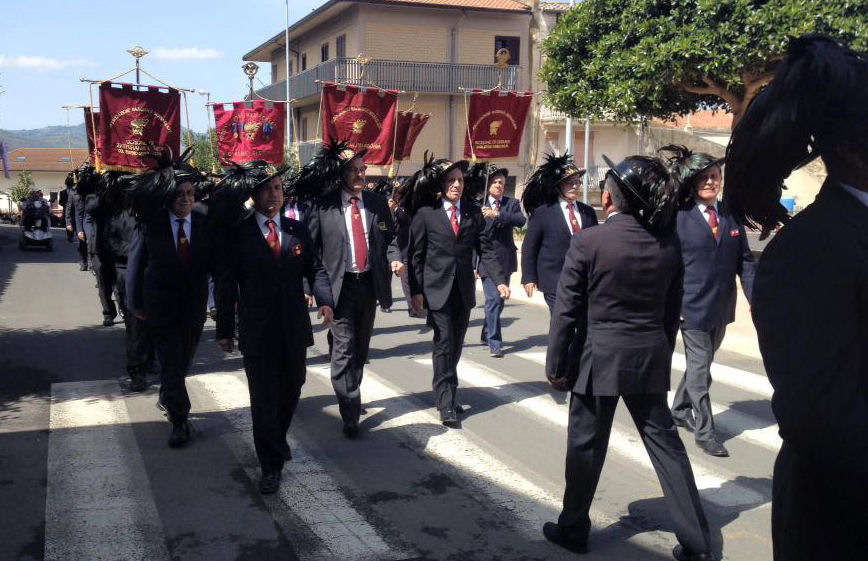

{"left": 479, "top": 242, "right": 762, "bottom": 360}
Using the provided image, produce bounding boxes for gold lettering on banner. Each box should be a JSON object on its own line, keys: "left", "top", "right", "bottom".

{"left": 331, "top": 106, "right": 384, "bottom": 129}
{"left": 109, "top": 107, "right": 174, "bottom": 133}
{"left": 489, "top": 120, "right": 503, "bottom": 137}
{"left": 352, "top": 119, "right": 367, "bottom": 134}
{"left": 130, "top": 118, "right": 149, "bottom": 136}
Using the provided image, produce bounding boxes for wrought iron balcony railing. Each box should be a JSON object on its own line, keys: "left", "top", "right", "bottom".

{"left": 256, "top": 58, "right": 522, "bottom": 101}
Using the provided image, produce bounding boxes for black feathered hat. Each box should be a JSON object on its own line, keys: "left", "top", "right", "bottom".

{"left": 724, "top": 34, "right": 868, "bottom": 229}
{"left": 400, "top": 152, "right": 469, "bottom": 217}
{"left": 659, "top": 145, "right": 724, "bottom": 205}
{"left": 289, "top": 139, "right": 367, "bottom": 202}
{"left": 602, "top": 154, "right": 677, "bottom": 234}
{"left": 123, "top": 146, "right": 207, "bottom": 220}
{"left": 520, "top": 153, "right": 586, "bottom": 215}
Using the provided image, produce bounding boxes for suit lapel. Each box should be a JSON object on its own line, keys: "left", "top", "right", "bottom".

{"left": 362, "top": 191, "right": 376, "bottom": 236}
{"left": 279, "top": 216, "right": 292, "bottom": 259}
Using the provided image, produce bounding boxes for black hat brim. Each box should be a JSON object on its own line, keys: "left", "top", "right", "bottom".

{"left": 253, "top": 165, "right": 292, "bottom": 191}
{"left": 602, "top": 154, "right": 649, "bottom": 209}
{"left": 338, "top": 148, "right": 369, "bottom": 171}
{"left": 436, "top": 160, "right": 470, "bottom": 184}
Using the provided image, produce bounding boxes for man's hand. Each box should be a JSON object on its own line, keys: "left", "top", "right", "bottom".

{"left": 547, "top": 377, "right": 569, "bottom": 391}
{"left": 390, "top": 261, "right": 405, "bottom": 277}
{"left": 482, "top": 207, "right": 499, "bottom": 219}
{"left": 77, "top": 232, "right": 85, "bottom": 242}
{"left": 305, "top": 294, "right": 314, "bottom": 307}
{"left": 217, "top": 338, "right": 234, "bottom": 353}
{"left": 411, "top": 294, "right": 425, "bottom": 315}
{"left": 66, "top": 224, "right": 73, "bottom": 233}
{"left": 318, "top": 306, "right": 334, "bottom": 325}
{"left": 523, "top": 282, "right": 536, "bottom": 298}
{"left": 497, "top": 284, "right": 510, "bottom": 300}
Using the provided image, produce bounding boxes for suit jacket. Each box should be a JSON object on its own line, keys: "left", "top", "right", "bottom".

{"left": 677, "top": 201, "right": 756, "bottom": 330}
{"left": 477, "top": 196, "right": 526, "bottom": 278}
{"left": 63, "top": 187, "right": 75, "bottom": 228}
{"left": 307, "top": 190, "right": 401, "bottom": 308}
{"left": 521, "top": 201, "right": 598, "bottom": 294}
{"left": 216, "top": 214, "right": 333, "bottom": 357}
{"left": 408, "top": 201, "right": 506, "bottom": 311}
{"left": 752, "top": 180, "right": 868, "bottom": 547}
{"left": 546, "top": 213, "right": 683, "bottom": 395}
{"left": 126, "top": 205, "right": 217, "bottom": 328}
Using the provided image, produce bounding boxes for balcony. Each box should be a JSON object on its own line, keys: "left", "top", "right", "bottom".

{"left": 256, "top": 58, "right": 522, "bottom": 101}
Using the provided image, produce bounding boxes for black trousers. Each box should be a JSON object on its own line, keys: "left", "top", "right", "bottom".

{"left": 429, "top": 285, "right": 472, "bottom": 411}
{"left": 244, "top": 348, "right": 306, "bottom": 472}
{"left": 329, "top": 274, "right": 377, "bottom": 423}
{"left": 76, "top": 239, "right": 89, "bottom": 267}
{"left": 90, "top": 252, "right": 118, "bottom": 320}
{"left": 151, "top": 317, "right": 204, "bottom": 423}
{"left": 115, "top": 264, "right": 153, "bottom": 375}
{"left": 672, "top": 327, "right": 726, "bottom": 442}
{"left": 558, "top": 391, "right": 711, "bottom": 554}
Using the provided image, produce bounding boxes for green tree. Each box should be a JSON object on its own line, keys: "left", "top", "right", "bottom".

{"left": 540, "top": 0, "right": 868, "bottom": 128}
{"left": 183, "top": 129, "right": 219, "bottom": 175}
{"left": 10, "top": 170, "right": 34, "bottom": 204}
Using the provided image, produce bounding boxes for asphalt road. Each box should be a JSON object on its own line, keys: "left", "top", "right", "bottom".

{"left": 0, "top": 222, "right": 776, "bottom": 561}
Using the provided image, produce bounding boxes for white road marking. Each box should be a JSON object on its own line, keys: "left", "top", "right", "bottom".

{"left": 417, "top": 357, "right": 768, "bottom": 509}
{"left": 45, "top": 381, "right": 171, "bottom": 561}
{"left": 189, "top": 373, "right": 402, "bottom": 561}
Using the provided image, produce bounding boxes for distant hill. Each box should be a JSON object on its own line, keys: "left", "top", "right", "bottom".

{"left": 0, "top": 123, "right": 197, "bottom": 151}
{"left": 0, "top": 124, "right": 87, "bottom": 151}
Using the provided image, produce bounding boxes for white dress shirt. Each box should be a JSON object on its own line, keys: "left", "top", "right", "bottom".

{"left": 169, "top": 212, "right": 191, "bottom": 248}
{"left": 487, "top": 195, "right": 502, "bottom": 209}
{"left": 342, "top": 190, "right": 370, "bottom": 272}
{"left": 695, "top": 199, "right": 719, "bottom": 225}
{"left": 255, "top": 211, "right": 282, "bottom": 246}
{"left": 443, "top": 199, "right": 462, "bottom": 225}
{"left": 559, "top": 198, "right": 584, "bottom": 232}
{"left": 284, "top": 202, "right": 301, "bottom": 220}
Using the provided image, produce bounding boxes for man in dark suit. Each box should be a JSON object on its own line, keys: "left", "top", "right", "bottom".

{"left": 667, "top": 155, "right": 755, "bottom": 457}
{"left": 520, "top": 157, "right": 598, "bottom": 312}
{"left": 408, "top": 159, "right": 510, "bottom": 426}
{"left": 127, "top": 173, "right": 218, "bottom": 448}
{"left": 217, "top": 171, "right": 334, "bottom": 494}
{"left": 66, "top": 177, "right": 89, "bottom": 271}
{"left": 307, "top": 146, "right": 403, "bottom": 437}
{"left": 477, "top": 166, "right": 525, "bottom": 357}
{"left": 544, "top": 156, "right": 713, "bottom": 561}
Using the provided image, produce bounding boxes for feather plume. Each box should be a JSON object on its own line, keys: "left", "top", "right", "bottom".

{"left": 290, "top": 139, "right": 352, "bottom": 202}
{"left": 521, "top": 152, "right": 575, "bottom": 215}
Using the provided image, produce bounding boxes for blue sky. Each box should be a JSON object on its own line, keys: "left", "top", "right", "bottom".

{"left": 0, "top": 0, "right": 327, "bottom": 133}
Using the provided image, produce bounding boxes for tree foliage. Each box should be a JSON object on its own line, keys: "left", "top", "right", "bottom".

{"left": 540, "top": 0, "right": 868, "bottom": 127}
{"left": 10, "top": 171, "right": 34, "bottom": 203}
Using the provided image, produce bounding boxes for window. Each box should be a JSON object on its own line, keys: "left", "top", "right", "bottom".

{"left": 301, "top": 53, "right": 307, "bottom": 71}
{"left": 59, "top": 156, "right": 71, "bottom": 163}
{"left": 336, "top": 34, "right": 346, "bottom": 58}
{"left": 494, "top": 36, "right": 520, "bottom": 65}
{"left": 14, "top": 156, "right": 25, "bottom": 162}
{"left": 321, "top": 42, "right": 329, "bottom": 63}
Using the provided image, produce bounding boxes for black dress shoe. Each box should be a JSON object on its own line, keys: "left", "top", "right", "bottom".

{"left": 697, "top": 439, "right": 729, "bottom": 457}
{"left": 259, "top": 470, "right": 282, "bottom": 495}
{"left": 168, "top": 420, "right": 191, "bottom": 448}
{"left": 453, "top": 404, "right": 464, "bottom": 415}
{"left": 673, "top": 415, "right": 696, "bottom": 433}
{"left": 102, "top": 318, "right": 114, "bottom": 327}
{"left": 542, "top": 522, "right": 587, "bottom": 554}
{"left": 342, "top": 420, "right": 359, "bottom": 438}
{"left": 129, "top": 373, "right": 146, "bottom": 392}
{"left": 672, "top": 544, "right": 716, "bottom": 561}
{"left": 79, "top": 263, "right": 88, "bottom": 271}
{"left": 440, "top": 407, "right": 459, "bottom": 426}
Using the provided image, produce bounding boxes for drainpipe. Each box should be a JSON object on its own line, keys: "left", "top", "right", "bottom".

{"left": 526, "top": 0, "right": 541, "bottom": 186}
{"left": 448, "top": 10, "right": 466, "bottom": 159}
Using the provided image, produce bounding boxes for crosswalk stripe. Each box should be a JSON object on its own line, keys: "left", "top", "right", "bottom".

{"left": 188, "top": 372, "right": 403, "bottom": 561}
{"left": 514, "top": 351, "right": 773, "bottom": 398}
{"left": 510, "top": 351, "right": 781, "bottom": 452}
{"left": 413, "top": 357, "right": 768, "bottom": 509}
{"left": 305, "top": 364, "right": 621, "bottom": 538}
{"left": 45, "top": 380, "right": 172, "bottom": 561}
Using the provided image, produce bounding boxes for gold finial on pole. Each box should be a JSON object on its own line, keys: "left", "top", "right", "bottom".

{"left": 243, "top": 62, "right": 260, "bottom": 98}
{"left": 127, "top": 46, "right": 149, "bottom": 84}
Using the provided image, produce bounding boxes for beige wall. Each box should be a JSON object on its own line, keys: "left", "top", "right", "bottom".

{"left": 0, "top": 171, "right": 67, "bottom": 197}
{"left": 365, "top": 22, "right": 449, "bottom": 62}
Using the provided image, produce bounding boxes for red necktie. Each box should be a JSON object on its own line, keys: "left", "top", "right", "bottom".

{"left": 568, "top": 204, "right": 581, "bottom": 235}
{"left": 266, "top": 219, "right": 280, "bottom": 258}
{"left": 494, "top": 198, "right": 501, "bottom": 211}
{"left": 706, "top": 206, "right": 720, "bottom": 241}
{"left": 350, "top": 197, "right": 367, "bottom": 271}
{"left": 450, "top": 205, "right": 459, "bottom": 236}
{"left": 176, "top": 219, "right": 191, "bottom": 267}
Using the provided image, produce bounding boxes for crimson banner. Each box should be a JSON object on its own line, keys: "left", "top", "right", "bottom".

{"left": 393, "top": 111, "right": 429, "bottom": 161}
{"left": 320, "top": 82, "right": 398, "bottom": 165}
{"left": 98, "top": 82, "right": 181, "bottom": 173}
{"left": 463, "top": 90, "right": 533, "bottom": 159}
{"left": 213, "top": 101, "right": 286, "bottom": 166}
{"left": 83, "top": 107, "right": 100, "bottom": 162}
